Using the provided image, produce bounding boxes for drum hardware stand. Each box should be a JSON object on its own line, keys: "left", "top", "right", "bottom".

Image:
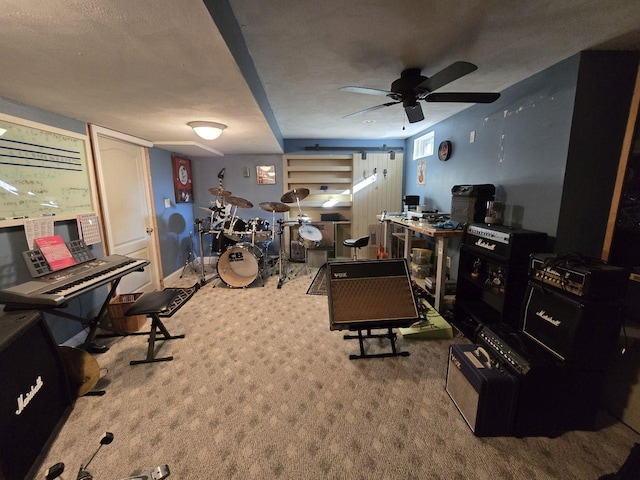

{"left": 194, "top": 218, "right": 218, "bottom": 286}
{"left": 180, "top": 231, "right": 197, "bottom": 278}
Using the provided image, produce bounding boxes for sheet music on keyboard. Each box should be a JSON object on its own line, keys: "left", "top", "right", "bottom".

{"left": 22, "top": 239, "right": 95, "bottom": 278}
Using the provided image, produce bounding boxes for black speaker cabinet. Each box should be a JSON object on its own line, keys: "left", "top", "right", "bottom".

{"left": 521, "top": 282, "right": 623, "bottom": 371}
{"left": 0, "top": 311, "right": 72, "bottom": 480}
{"left": 446, "top": 344, "right": 517, "bottom": 436}
{"left": 327, "top": 259, "right": 419, "bottom": 331}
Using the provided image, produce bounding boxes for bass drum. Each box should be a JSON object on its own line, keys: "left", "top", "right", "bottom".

{"left": 217, "top": 243, "right": 263, "bottom": 288}
{"left": 298, "top": 224, "right": 322, "bottom": 248}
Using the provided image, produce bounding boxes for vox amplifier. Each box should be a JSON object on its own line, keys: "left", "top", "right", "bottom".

{"left": 327, "top": 259, "right": 419, "bottom": 331}
{"left": 464, "top": 224, "right": 548, "bottom": 263}
{"left": 529, "top": 252, "right": 628, "bottom": 300}
{"left": 446, "top": 343, "right": 517, "bottom": 436}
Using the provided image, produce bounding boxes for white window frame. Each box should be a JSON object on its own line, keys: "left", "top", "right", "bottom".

{"left": 413, "top": 131, "right": 434, "bottom": 160}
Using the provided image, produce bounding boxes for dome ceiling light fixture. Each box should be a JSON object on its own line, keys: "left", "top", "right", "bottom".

{"left": 188, "top": 121, "right": 227, "bottom": 140}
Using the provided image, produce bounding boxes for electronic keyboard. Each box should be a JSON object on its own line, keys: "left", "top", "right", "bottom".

{"left": 0, "top": 255, "right": 149, "bottom": 307}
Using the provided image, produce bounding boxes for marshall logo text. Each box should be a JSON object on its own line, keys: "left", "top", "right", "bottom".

{"left": 536, "top": 309, "right": 561, "bottom": 327}
{"left": 15, "top": 375, "right": 44, "bottom": 415}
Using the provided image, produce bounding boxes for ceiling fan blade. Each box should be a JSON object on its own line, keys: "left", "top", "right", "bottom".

{"left": 339, "top": 86, "right": 393, "bottom": 97}
{"left": 424, "top": 92, "right": 500, "bottom": 103}
{"left": 404, "top": 103, "right": 424, "bottom": 123}
{"left": 342, "top": 101, "right": 401, "bottom": 119}
{"left": 417, "top": 61, "right": 478, "bottom": 92}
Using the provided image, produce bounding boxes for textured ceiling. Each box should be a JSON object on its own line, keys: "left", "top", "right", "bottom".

{"left": 0, "top": 0, "right": 639, "bottom": 157}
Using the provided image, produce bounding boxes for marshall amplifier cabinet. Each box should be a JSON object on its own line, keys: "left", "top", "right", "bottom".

{"left": 451, "top": 184, "right": 495, "bottom": 225}
{"left": 463, "top": 224, "right": 548, "bottom": 263}
{"left": 529, "top": 252, "right": 628, "bottom": 301}
{"left": 521, "top": 281, "right": 624, "bottom": 371}
{"left": 446, "top": 343, "right": 517, "bottom": 436}
{"left": 0, "top": 310, "right": 72, "bottom": 480}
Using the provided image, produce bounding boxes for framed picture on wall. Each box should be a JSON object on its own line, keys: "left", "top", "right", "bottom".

{"left": 172, "top": 155, "right": 194, "bottom": 203}
{"left": 256, "top": 165, "right": 276, "bottom": 185}
{"left": 417, "top": 160, "right": 426, "bottom": 185}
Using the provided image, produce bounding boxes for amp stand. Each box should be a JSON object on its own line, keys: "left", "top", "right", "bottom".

{"left": 343, "top": 327, "right": 410, "bottom": 360}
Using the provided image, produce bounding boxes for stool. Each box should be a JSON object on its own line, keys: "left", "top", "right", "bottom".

{"left": 343, "top": 235, "right": 370, "bottom": 260}
{"left": 125, "top": 290, "right": 185, "bottom": 365}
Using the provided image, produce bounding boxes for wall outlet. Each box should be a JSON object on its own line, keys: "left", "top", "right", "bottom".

{"left": 470, "top": 130, "right": 476, "bottom": 143}
{"left": 446, "top": 256, "right": 451, "bottom": 268}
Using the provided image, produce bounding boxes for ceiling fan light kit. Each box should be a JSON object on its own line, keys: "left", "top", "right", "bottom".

{"left": 340, "top": 61, "right": 500, "bottom": 124}
{"left": 188, "top": 121, "right": 227, "bottom": 140}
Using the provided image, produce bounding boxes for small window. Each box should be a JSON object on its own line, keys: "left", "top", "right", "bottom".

{"left": 413, "top": 131, "right": 434, "bottom": 160}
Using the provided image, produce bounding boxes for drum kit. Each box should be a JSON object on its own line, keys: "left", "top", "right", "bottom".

{"left": 191, "top": 185, "right": 324, "bottom": 289}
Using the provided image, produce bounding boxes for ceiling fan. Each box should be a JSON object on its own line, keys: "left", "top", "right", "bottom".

{"left": 340, "top": 61, "right": 500, "bottom": 123}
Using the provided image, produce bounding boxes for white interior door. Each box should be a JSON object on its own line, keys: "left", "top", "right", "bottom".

{"left": 90, "top": 125, "right": 161, "bottom": 294}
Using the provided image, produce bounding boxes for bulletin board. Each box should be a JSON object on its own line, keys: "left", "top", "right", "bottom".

{"left": 0, "top": 113, "right": 97, "bottom": 227}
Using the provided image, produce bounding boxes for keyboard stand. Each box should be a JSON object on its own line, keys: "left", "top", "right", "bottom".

{"left": 5, "top": 275, "right": 126, "bottom": 353}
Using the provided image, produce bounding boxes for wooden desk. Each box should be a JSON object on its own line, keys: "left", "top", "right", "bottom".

{"left": 380, "top": 216, "right": 463, "bottom": 312}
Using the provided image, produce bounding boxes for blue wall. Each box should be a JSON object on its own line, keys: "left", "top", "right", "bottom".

{"left": 148, "top": 148, "right": 195, "bottom": 278}
{"left": 403, "top": 55, "right": 579, "bottom": 237}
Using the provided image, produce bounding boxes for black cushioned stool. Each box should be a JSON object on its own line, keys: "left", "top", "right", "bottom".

{"left": 125, "top": 290, "right": 185, "bottom": 365}
{"left": 343, "top": 235, "right": 370, "bottom": 260}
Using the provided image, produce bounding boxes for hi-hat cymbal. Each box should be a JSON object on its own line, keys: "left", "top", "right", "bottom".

{"left": 226, "top": 196, "right": 253, "bottom": 208}
{"left": 209, "top": 187, "right": 232, "bottom": 197}
{"left": 281, "top": 188, "right": 310, "bottom": 203}
{"left": 259, "top": 201, "right": 290, "bottom": 213}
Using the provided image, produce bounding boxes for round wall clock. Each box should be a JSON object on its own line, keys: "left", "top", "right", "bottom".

{"left": 438, "top": 140, "right": 452, "bottom": 161}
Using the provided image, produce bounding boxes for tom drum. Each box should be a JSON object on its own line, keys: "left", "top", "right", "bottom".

{"left": 217, "top": 242, "right": 263, "bottom": 287}
{"left": 223, "top": 217, "right": 247, "bottom": 242}
{"left": 298, "top": 225, "right": 322, "bottom": 248}
{"left": 247, "top": 217, "right": 271, "bottom": 242}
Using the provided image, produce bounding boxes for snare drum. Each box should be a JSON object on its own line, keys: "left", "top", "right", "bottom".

{"left": 247, "top": 217, "right": 271, "bottom": 242}
{"left": 298, "top": 224, "right": 322, "bottom": 248}
{"left": 217, "top": 242, "right": 263, "bottom": 288}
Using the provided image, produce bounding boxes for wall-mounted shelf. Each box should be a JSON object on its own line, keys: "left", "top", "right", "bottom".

{"left": 282, "top": 154, "right": 354, "bottom": 221}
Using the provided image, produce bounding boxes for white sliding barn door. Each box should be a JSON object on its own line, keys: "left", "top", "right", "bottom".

{"left": 351, "top": 152, "right": 404, "bottom": 258}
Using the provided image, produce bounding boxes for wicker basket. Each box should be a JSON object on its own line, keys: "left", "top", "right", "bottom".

{"left": 108, "top": 293, "right": 146, "bottom": 333}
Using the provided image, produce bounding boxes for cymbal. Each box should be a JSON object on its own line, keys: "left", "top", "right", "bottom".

{"left": 259, "top": 201, "right": 290, "bottom": 213}
{"left": 209, "top": 187, "right": 232, "bottom": 197}
{"left": 281, "top": 188, "right": 310, "bottom": 203}
{"left": 198, "top": 206, "right": 213, "bottom": 212}
{"left": 58, "top": 346, "right": 100, "bottom": 397}
{"left": 226, "top": 196, "right": 253, "bottom": 208}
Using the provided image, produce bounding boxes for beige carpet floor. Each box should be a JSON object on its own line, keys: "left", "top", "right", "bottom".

{"left": 35, "top": 265, "right": 640, "bottom": 480}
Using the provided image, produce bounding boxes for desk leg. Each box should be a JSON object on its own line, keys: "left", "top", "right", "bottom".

{"left": 403, "top": 227, "right": 411, "bottom": 260}
{"left": 382, "top": 220, "right": 389, "bottom": 254}
{"left": 434, "top": 237, "right": 448, "bottom": 312}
